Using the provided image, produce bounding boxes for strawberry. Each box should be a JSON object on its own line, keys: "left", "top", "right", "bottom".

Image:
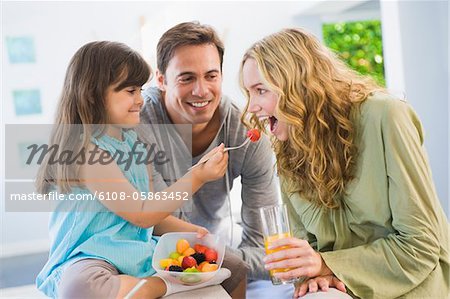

{"left": 246, "top": 129, "right": 261, "bottom": 142}
{"left": 194, "top": 244, "right": 208, "bottom": 254}
{"left": 181, "top": 256, "right": 197, "bottom": 269}
{"left": 204, "top": 248, "right": 218, "bottom": 263}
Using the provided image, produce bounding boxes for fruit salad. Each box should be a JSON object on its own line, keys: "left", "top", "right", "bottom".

{"left": 159, "top": 239, "right": 219, "bottom": 273}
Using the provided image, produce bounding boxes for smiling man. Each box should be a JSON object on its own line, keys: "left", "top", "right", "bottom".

{"left": 140, "top": 22, "right": 279, "bottom": 295}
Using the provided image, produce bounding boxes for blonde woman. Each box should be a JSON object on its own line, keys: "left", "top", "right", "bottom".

{"left": 240, "top": 28, "right": 449, "bottom": 298}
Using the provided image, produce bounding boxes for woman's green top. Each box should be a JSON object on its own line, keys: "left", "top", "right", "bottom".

{"left": 282, "top": 93, "right": 449, "bottom": 298}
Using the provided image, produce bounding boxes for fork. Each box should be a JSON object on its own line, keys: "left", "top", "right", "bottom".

{"left": 188, "top": 138, "right": 251, "bottom": 171}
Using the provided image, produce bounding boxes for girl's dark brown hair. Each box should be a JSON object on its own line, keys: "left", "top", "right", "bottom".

{"left": 36, "top": 41, "right": 151, "bottom": 194}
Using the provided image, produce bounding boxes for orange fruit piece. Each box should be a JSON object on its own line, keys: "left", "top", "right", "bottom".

{"left": 171, "top": 259, "right": 181, "bottom": 267}
{"left": 176, "top": 239, "right": 190, "bottom": 254}
{"left": 159, "top": 258, "right": 173, "bottom": 269}
{"left": 182, "top": 247, "right": 196, "bottom": 257}
{"left": 201, "top": 263, "right": 219, "bottom": 272}
{"left": 197, "top": 261, "right": 209, "bottom": 271}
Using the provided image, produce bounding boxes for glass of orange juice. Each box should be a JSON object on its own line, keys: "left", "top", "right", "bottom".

{"left": 260, "top": 204, "right": 299, "bottom": 285}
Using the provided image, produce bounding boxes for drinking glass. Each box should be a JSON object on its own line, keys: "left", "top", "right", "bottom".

{"left": 260, "top": 204, "right": 299, "bottom": 285}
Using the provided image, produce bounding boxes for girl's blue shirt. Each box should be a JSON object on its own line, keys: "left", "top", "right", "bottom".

{"left": 36, "top": 130, "right": 158, "bottom": 297}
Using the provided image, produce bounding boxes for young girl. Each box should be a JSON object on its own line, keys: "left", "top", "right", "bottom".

{"left": 36, "top": 41, "right": 230, "bottom": 298}
{"left": 240, "top": 29, "right": 449, "bottom": 298}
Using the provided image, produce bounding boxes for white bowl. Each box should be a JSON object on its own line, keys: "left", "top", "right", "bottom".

{"left": 152, "top": 232, "right": 226, "bottom": 285}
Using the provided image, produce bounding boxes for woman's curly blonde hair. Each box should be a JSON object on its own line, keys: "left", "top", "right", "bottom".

{"left": 240, "top": 28, "right": 382, "bottom": 208}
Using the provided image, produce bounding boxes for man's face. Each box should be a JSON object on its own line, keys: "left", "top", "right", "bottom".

{"left": 157, "top": 44, "right": 222, "bottom": 125}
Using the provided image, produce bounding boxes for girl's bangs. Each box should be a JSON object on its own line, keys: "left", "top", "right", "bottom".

{"left": 114, "top": 54, "right": 151, "bottom": 91}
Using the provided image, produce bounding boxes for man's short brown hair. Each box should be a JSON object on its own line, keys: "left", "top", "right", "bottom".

{"left": 157, "top": 21, "right": 225, "bottom": 75}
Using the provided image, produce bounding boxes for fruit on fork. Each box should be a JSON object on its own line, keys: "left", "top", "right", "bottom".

{"left": 188, "top": 129, "right": 261, "bottom": 170}
{"left": 246, "top": 128, "right": 261, "bottom": 142}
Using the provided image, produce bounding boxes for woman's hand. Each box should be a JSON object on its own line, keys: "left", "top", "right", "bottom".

{"left": 263, "top": 237, "right": 332, "bottom": 281}
{"left": 294, "top": 275, "right": 346, "bottom": 298}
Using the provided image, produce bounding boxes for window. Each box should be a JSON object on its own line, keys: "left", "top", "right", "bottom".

{"left": 323, "top": 20, "right": 385, "bottom": 86}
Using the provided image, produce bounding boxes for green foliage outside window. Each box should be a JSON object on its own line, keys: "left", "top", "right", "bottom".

{"left": 323, "top": 20, "right": 385, "bottom": 86}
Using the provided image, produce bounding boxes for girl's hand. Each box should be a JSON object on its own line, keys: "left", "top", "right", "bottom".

{"left": 263, "top": 237, "right": 332, "bottom": 281}
{"left": 193, "top": 144, "right": 228, "bottom": 183}
{"left": 294, "top": 275, "right": 346, "bottom": 298}
{"left": 196, "top": 226, "right": 209, "bottom": 238}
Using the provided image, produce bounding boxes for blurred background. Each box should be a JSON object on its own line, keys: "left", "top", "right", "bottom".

{"left": 1, "top": 0, "right": 448, "bottom": 295}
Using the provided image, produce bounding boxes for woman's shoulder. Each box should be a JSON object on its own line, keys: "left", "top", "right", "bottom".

{"left": 361, "top": 91, "right": 417, "bottom": 122}
{"left": 360, "top": 91, "right": 424, "bottom": 141}
{"left": 364, "top": 91, "right": 414, "bottom": 111}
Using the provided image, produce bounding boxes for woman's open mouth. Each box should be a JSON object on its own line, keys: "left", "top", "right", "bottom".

{"left": 257, "top": 115, "right": 278, "bottom": 133}
{"left": 269, "top": 116, "right": 278, "bottom": 133}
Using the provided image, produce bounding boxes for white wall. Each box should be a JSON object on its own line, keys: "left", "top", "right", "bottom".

{"left": 380, "top": 0, "right": 449, "bottom": 215}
